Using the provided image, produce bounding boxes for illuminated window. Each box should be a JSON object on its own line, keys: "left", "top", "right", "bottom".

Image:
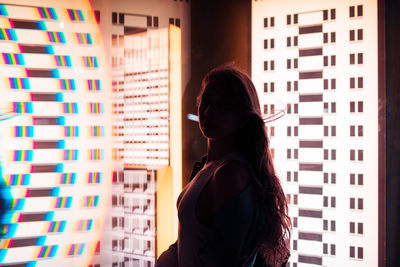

{"left": 324, "top": 243, "right": 336, "bottom": 255}
{"left": 286, "top": 14, "right": 299, "bottom": 25}
{"left": 324, "top": 196, "right": 335, "bottom": 208}
{"left": 323, "top": 219, "right": 328, "bottom": 230}
{"left": 358, "top": 53, "right": 363, "bottom": 64}
{"left": 350, "top": 28, "right": 363, "bottom": 41}
{"left": 350, "top": 173, "right": 364, "bottom": 185}
{"left": 293, "top": 217, "right": 298, "bottom": 227}
{"left": 264, "top": 60, "right": 275, "bottom": 71}
{"left": 350, "top": 125, "right": 363, "bottom": 137}
{"left": 350, "top": 246, "right": 355, "bottom": 258}
{"left": 358, "top": 247, "right": 364, "bottom": 259}
{"left": 358, "top": 101, "right": 363, "bottom": 112}
{"left": 323, "top": 102, "right": 336, "bottom": 113}
{"left": 323, "top": 55, "right": 336, "bottom": 67}
{"left": 350, "top": 53, "right": 364, "bottom": 65}
{"left": 350, "top": 101, "right": 363, "bottom": 113}
{"left": 323, "top": 9, "right": 336, "bottom": 20}
{"left": 332, "top": 125, "right": 336, "bottom": 136}
{"left": 349, "top": 77, "right": 363, "bottom": 89}
{"left": 350, "top": 30, "right": 355, "bottom": 41}
{"left": 350, "top": 5, "right": 363, "bottom": 18}
{"left": 351, "top": 246, "right": 364, "bottom": 259}
{"left": 287, "top": 103, "right": 298, "bottom": 114}
{"left": 350, "top": 198, "right": 355, "bottom": 209}
{"left": 350, "top": 149, "right": 364, "bottom": 161}
{"left": 286, "top": 58, "right": 298, "bottom": 70}
{"left": 264, "top": 17, "right": 275, "bottom": 28}
{"left": 324, "top": 173, "right": 328, "bottom": 183}
{"left": 331, "top": 9, "right": 336, "bottom": 19}
{"left": 350, "top": 222, "right": 355, "bottom": 233}
{"left": 357, "top": 5, "right": 363, "bottom": 16}
{"left": 323, "top": 78, "right": 336, "bottom": 90}
{"left": 350, "top": 198, "right": 364, "bottom": 210}
{"left": 358, "top": 174, "right": 364, "bottom": 185}
{"left": 331, "top": 32, "right": 336, "bottom": 42}
{"left": 358, "top": 222, "right": 364, "bottom": 234}
{"left": 323, "top": 32, "right": 336, "bottom": 44}
{"left": 264, "top": 38, "right": 275, "bottom": 49}
{"left": 153, "top": 16, "right": 159, "bottom": 27}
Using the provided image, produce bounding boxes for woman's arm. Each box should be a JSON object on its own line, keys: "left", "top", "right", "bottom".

{"left": 155, "top": 242, "right": 178, "bottom": 267}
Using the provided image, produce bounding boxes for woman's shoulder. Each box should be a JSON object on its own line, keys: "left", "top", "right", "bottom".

{"left": 211, "top": 159, "right": 254, "bottom": 207}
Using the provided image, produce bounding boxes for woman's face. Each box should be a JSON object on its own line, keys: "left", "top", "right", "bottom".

{"left": 198, "top": 81, "right": 245, "bottom": 140}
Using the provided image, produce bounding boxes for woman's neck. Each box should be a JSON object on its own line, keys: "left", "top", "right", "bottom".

{"left": 206, "top": 134, "right": 240, "bottom": 163}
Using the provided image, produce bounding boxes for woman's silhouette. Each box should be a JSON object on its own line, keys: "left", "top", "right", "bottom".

{"left": 156, "top": 66, "right": 291, "bottom": 267}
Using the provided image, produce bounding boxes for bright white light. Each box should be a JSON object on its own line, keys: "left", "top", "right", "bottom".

{"left": 187, "top": 113, "right": 198, "bottom": 122}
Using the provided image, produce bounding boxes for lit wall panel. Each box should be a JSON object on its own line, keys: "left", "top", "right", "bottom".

{"left": 252, "top": 0, "right": 378, "bottom": 266}
{"left": 0, "top": 0, "right": 112, "bottom": 266}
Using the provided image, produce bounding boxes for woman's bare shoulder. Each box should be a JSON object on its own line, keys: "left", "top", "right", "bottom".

{"left": 213, "top": 159, "right": 254, "bottom": 201}
{"left": 196, "top": 159, "right": 254, "bottom": 225}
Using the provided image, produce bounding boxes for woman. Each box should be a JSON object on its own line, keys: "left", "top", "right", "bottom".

{"left": 156, "top": 66, "right": 291, "bottom": 267}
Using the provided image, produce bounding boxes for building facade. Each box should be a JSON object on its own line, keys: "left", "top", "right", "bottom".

{"left": 90, "top": 0, "right": 188, "bottom": 266}
{"left": 252, "top": 0, "right": 379, "bottom": 266}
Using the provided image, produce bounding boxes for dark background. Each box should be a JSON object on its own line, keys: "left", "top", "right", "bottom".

{"left": 385, "top": 0, "right": 400, "bottom": 266}
{"left": 181, "top": 0, "right": 400, "bottom": 266}
{"left": 182, "top": 0, "right": 251, "bottom": 185}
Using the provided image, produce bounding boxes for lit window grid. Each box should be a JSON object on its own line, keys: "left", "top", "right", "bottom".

{"left": 252, "top": 0, "right": 378, "bottom": 266}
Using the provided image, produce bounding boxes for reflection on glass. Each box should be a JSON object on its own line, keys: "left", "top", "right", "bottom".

{"left": 0, "top": 0, "right": 112, "bottom": 266}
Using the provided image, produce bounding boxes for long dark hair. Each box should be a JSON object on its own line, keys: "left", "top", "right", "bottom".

{"left": 200, "top": 65, "right": 291, "bottom": 266}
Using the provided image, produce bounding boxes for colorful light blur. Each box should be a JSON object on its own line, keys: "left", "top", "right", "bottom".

{"left": 0, "top": 0, "right": 112, "bottom": 266}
